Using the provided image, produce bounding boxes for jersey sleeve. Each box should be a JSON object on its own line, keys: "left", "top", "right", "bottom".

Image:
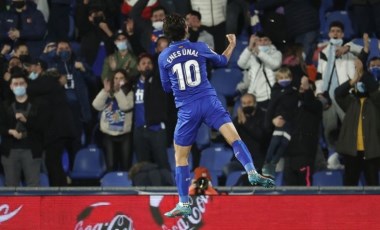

{"left": 199, "top": 43, "right": 228, "bottom": 67}
{"left": 158, "top": 53, "right": 173, "bottom": 93}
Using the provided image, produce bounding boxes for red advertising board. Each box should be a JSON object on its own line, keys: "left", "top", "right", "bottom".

{"left": 1, "top": 195, "right": 380, "bottom": 230}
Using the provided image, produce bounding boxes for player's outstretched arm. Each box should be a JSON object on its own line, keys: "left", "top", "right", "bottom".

{"left": 222, "top": 34, "right": 236, "bottom": 61}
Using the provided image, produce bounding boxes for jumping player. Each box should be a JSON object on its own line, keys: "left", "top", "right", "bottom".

{"left": 158, "top": 14, "right": 275, "bottom": 218}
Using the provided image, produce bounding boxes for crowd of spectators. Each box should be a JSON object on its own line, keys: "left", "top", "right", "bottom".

{"left": 0, "top": 0, "right": 379, "bottom": 187}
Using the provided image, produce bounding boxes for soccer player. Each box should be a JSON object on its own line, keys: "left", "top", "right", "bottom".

{"left": 158, "top": 14, "right": 275, "bottom": 218}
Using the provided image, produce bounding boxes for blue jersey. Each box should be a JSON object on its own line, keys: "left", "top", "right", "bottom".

{"left": 158, "top": 40, "right": 228, "bottom": 108}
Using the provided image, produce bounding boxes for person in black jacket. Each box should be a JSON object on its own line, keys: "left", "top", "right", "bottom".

{"left": 27, "top": 64, "right": 77, "bottom": 186}
{"left": 0, "top": 68, "right": 45, "bottom": 186}
{"left": 283, "top": 76, "right": 323, "bottom": 186}
{"left": 223, "top": 93, "right": 270, "bottom": 180}
{"left": 262, "top": 66, "right": 299, "bottom": 178}
{"left": 335, "top": 58, "right": 380, "bottom": 186}
{"left": 133, "top": 53, "right": 170, "bottom": 170}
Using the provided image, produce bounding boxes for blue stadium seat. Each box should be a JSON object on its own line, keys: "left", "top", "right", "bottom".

{"left": 216, "top": 93, "right": 227, "bottom": 109}
{"left": 352, "top": 38, "right": 380, "bottom": 61}
{"left": 195, "top": 123, "right": 211, "bottom": 150}
{"left": 70, "top": 145, "right": 106, "bottom": 179}
{"left": 232, "top": 100, "right": 241, "bottom": 119}
{"left": 39, "top": 173, "right": 50, "bottom": 187}
{"left": 319, "top": 0, "right": 334, "bottom": 36}
{"left": 275, "top": 171, "right": 284, "bottom": 186}
{"left": 61, "top": 149, "right": 70, "bottom": 173}
{"left": 312, "top": 170, "right": 343, "bottom": 186}
{"left": 210, "top": 68, "right": 243, "bottom": 97}
{"left": 0, "top": 174, "right": 4, "bottom": 186}
{"left": 199, "top": 146, "right": 234, "bottom": 177}
{"left": 226, "top": 171, "right": 246, "bottom": 186}
{"left": 100, "top": 171, "right": 132, "bottom": 187}
{"left": 322, "top": 11, "right": 354, "bottom": 39}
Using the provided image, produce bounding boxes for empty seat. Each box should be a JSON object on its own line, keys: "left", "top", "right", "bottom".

{"left": 199, "top": 146, "right": 234, "bottom": 177}
{"left": 101, "top": 171, "right": 132, "bottom": 187}
{"left": 312, "top": 170, "right": 343, "bottom": 186}
{"left": 226, "top": 171, "right": 247, "bottom": 186}
{"left": 70, "top": 145, "right": 106, "bottom": 179}
{"left": 210, "top": 68, "right": 243, "bottom": 97}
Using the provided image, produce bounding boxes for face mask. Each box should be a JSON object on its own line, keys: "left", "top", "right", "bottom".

{"left": 369, "top": 66, "right": 380, "bottom": 82}
{"left": 116, "top": 41, "right": 127, "bottom": 51}
{"left": 330, "top": 38, "right": 343, "bottom": 46}
{"left": 47, "top": 49, "right": 56, "bottom": 58}
{"left": 13, "top": 1, "right": 25, "bottom": 9}
{"left": 258, "top": 45, "right": 270, "bottom": 53}
{"left": 356, "top": 82, "right": 366, "bottom": 93}
{"left": 152, "top": 21, "right": 164, "bottom": 30}
{"left": 141, "top": 69, "right": 154, "bottom": 77}
{"left": 278, "top": 79, "right": 292, "bottom": 87}
{"left": 12, "top": 86, "right": 26, "bottom": 96}
{"left": 93, "top": 16, "right": 104, "bottom": 25}
{"left": 58, "top": 50, "right": 71, "bottom": 61}
{"left": 242, "top": 106, "right": 255, "bottom": 115}
{"left": 29, "top": 72, "right": 38, "bottom": 80}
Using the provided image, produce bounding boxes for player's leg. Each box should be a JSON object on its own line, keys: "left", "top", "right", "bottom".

{"left": 219, "top": 123, "right": 275, "bottom": 188}
{"left": 165, "top": 104, "right": 200, "bottom": 218}
{"left": 164, "top": 143, "right": 193, "bottom": 218}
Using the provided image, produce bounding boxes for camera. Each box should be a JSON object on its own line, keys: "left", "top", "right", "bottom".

{"left": 195, "top": 177, "right": 209, "bottom": 195}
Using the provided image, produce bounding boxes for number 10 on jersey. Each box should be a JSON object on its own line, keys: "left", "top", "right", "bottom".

{"left": 172, "top": 60, "right": 201, "bottom": 90}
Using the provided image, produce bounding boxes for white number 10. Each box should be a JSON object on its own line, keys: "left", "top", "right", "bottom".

{"left": 172, "top": 60, "right": 201, "bottom": 90}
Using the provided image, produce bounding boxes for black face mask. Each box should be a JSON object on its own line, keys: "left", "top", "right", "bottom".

{"left": 19, "top": 54, "right": 31, "bottom": 63}
{"left": 93, "top": 16, "right": 104, "bottom": 25}
{"left": 242, "top": 106, "right": 255, "bottom": 115}
{"left": 13, "top": 1, "right": 25, "bottom": 9}
{"left": 188, "top": 29, "right": 200, "bottom": 42}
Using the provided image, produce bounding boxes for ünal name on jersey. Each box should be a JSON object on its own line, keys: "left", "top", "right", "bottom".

{"left": 166, "top": 49, "right": 199, "bottom": 63}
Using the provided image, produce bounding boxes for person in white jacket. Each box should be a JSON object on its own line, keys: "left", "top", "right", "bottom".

{"left": 236, "top": 32, "right": 282, "bottom": 110}
{"left": 92, "top": 69, "right": 134, "bottom": 171}
{"left": 315, "top": 21, "right": 368, "bottom": 152}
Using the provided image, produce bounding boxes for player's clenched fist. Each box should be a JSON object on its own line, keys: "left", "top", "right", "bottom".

{"left": 226, "top": 34, "right": 236, "bottom": 46}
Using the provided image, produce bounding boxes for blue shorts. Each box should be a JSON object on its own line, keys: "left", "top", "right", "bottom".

{"left": 174, "top": 95, "right": 232, "bottom": 146}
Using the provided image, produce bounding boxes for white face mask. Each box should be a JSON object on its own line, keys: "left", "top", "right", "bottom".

{"left": 258, "top": 45, "right": 270, "bottom": 53}
{"left": 152, "top": 21, "right": 163, "bottom": 30}
{"left": 330, "top": 38, "right": 343, "bottom": 46}
{"left": 115, "top": 41, "right": 127, "bottom": 51}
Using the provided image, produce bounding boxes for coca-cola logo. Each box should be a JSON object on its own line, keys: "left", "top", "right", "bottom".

{"left": 74, "top": 202, "right": 134, "bottom": 230}
{"left": 0, "top": 204, "right": 23, "bottom": 224}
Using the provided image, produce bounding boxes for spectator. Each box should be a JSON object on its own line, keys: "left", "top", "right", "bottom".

{"left": 236, "top": 32, "right": 282, "bottom": 110}
{"left": 350, "top": 0, "right": 380, "bottom": 38}
{"left": 186, "top": 10, "right": 214, "bottom": 50}
{"left": 0, "top": 0, "right": 47, "bottom": 57}
{"left": 1, "top": 57, "right": 23, "bottom": 101}
{"left": 76, "top": 4, "right": 115, "bottom": 67}
{"left": 128, "top": 1, "right": 167, "bottom": 54}
{"left": 133, "top": 53, "right": 170, "bottom": 170}
{"left": 223, "top": 93, "right": 270, "bottom": 177}
{"left": 368, "top": 56, "right": 380, "bottom": 82}
{"left": 92, "top": 69, "right": 134, "bottom": 171}
{"left": 262, "top": 67, "right": 299, "bottom": 179}
{"left": 46, "top": 0, "right": 71, "bottom": 41}
{"left": 0, "top": 67, "right": 44, "bottom": 186}
{"left": 256, "top": 0, "right": 320, "bottom": 65}
{"left": 283, "top": 77, "right": 323, "bottom": 186}
{"left": 335, "top": 58, "right": 380, "bottom": 186}
{"left": 47, "top": 40, "right": 93, "bottom": 170}
{"left": 282, "top": 43, "right": 308, "bottom": 88}
{"left": 190, "top": 0, "right": 227, "bottom": 54}
{"left": 101, "top": 31, "right": 139, "bottom": 81}
{"left": 27, "top": 63, "right": 77, "bottom": 186}
{"left": 315, "top": 21, "right": 366, "bottom": 152}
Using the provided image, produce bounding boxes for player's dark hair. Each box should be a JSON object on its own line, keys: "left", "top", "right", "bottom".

{"left": 163, "top": 13, "right": 187, "bottom": 42}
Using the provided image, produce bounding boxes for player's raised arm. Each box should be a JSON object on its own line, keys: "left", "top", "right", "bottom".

{"left": 222, "top": 34, "right": 236, "bottom": 61}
